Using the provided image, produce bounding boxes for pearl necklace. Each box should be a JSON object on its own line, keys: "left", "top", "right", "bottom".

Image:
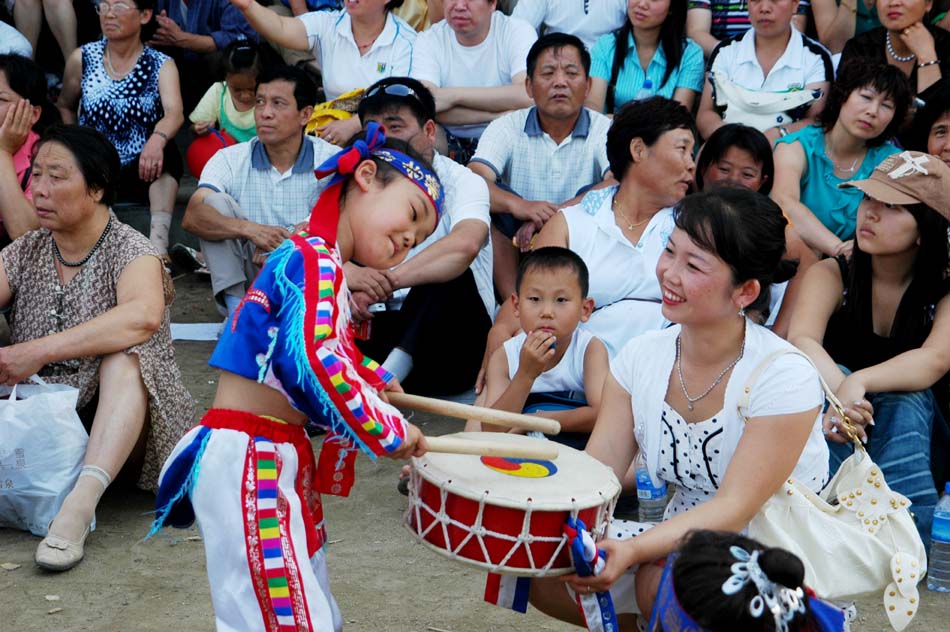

{"left": 676, "top": 334, "right": 745, "bottom": 411}
{"left": 886, "top": 32, "right": 916, "bottom": 63}
{"left": 53, "top": 216, "right": 114, "bottom": 268}
{"left": 612, "top": 197, "right": 651, "bottom": 230}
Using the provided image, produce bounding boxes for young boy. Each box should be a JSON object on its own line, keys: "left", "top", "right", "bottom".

{"left": 481, "top": 247, "right": 608, "bottom": 449}
{"left": 149, "top": 125, "right": 442, "bottom": 631}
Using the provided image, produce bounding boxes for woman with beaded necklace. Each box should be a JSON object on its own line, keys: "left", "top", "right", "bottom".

{"left": 0, "top": 125, "right": 194, "bottom": 573}
{"left": 839, "top": 0, "right": 950, "bottom": 97}
{"left": 528, "top": 187, "right": 829, "bottom": 629}
{"left": 57, "top": 0, "right": 184, "bottom": 264}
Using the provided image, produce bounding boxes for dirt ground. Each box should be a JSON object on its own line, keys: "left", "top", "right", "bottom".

{"left": 1, "top": 272, "right": 948, "bottom": 632}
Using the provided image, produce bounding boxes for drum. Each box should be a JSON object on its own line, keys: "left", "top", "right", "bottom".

{"left": 405, "top": 432, "right": 621, "bottom": 576}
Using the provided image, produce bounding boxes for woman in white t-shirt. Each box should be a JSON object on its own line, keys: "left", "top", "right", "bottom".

{"left": 529, "top": 187, "right": 829, "bottom": 628}
{"left": 229, "top": 0, "right": 415, "bottom": 144}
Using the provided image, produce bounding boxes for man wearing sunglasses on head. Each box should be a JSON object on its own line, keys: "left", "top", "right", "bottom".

{"left": 349, "top": 77, "right": 493, "bottom": 397}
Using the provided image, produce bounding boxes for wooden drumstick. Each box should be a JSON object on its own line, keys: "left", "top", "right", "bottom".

{"left": 424, "top": 436, "right": 559, "bottom": 460}
{"left": 387, "top": 392, "right": 561, "bottom": 435}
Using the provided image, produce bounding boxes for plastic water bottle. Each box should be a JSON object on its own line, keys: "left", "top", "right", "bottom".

{"left": 927, "top": 482, "right": 950, "bottom": 592}
{"left": 635, "top": 79, "right": 654, "bottom": 101}
{"left": 635, "top": 452, "right": 667, "bottom": 522}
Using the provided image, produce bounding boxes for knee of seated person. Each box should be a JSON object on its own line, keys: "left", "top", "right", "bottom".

{"left": 99, "top": 350, "right": 143, "bottom": 376}
{"left": 870, "top": 389, "right": 935, "bottom": 413}
{"left": 202, "top": 191, "right": 243, "bottom": 216}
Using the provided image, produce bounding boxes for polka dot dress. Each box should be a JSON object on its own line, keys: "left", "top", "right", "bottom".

{"left": 656, "top": 402, "right": 725, "bottom": 516}
{"left": 607, "top": 403, "right": 726, "bottom": 540}
{"left": 79, "top": 40, "right": 168, "bottom": 166}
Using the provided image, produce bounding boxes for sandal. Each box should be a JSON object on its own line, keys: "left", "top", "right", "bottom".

{"left": 35, "top": 525, "right": 90, "bottom": 572}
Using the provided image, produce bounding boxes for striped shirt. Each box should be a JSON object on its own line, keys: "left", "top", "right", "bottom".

{"left": 688, "top": 0, "right": 811, "bottom": 41}
{"left": 471, "top": 107, "right": 611, "bottom": 205}
{"left": 198, "top": 136, "right": 338, "bottom": 228}
{"left": 590, "top": 33, "right": 705, "bottom": 111}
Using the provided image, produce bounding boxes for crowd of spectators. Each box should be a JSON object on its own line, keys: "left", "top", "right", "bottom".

{"left": 1, "top": 0, "right": 949, "bottom": 607}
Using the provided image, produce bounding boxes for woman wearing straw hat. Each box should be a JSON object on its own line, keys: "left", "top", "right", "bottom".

{"left": 789, "top": 150, "right": 950, "bottom": 545}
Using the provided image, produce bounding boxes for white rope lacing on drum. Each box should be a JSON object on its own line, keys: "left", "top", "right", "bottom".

{"left": 403, "top": 468, "right": 615, "bottom": 576}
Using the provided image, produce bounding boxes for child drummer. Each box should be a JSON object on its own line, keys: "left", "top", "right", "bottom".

{"left": 480, "top": 247, "right": 609, "bottom": 450}
{"left": 150, "top": 124, "right": 441, "bottom": 631}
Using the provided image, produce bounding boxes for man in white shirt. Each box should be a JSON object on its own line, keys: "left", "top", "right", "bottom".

{"left": 181, "top": 65, "right": 337, "bottom": 316}
{"left": 411, "top": 0, "right": 538, "bottom": 162}
{"left": 350, "top": 77, "right": 494, "bottom": 395}
{"left": 469, "top": 33, "right": 612, "bottom": 298}
{"left": 512, "top": 0, "right": 627, "bottom": 50}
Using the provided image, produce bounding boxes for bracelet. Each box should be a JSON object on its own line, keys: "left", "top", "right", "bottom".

{"left": 152, "top": 130, "right": 169, "bottom": 141}
{"left": 918, "top": 59, "right": 940, "bottom": 68}
{"left": 778, "top": 125, "right": 790, "bottom": 137}
{"left": 840, "top": 1, "right": 857, "bottom": 15}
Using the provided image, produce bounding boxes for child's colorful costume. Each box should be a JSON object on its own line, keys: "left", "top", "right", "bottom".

{"left": 149, "top": 124, "right": 443, "bottom": 631}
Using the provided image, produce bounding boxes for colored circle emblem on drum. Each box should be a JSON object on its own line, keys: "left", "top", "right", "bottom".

{"left": 480, "top": 456, "right": 558, "bottom": 478}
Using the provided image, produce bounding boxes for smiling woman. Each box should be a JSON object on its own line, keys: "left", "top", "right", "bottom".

{"left": 528, "top": 187, "right": 827, "bottom": 628}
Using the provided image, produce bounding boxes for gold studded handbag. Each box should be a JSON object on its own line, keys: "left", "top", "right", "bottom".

{"left": 739, "top": 350, "right": 927, "bottom": 632}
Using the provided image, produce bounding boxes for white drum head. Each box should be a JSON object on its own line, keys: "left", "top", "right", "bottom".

{"left": 411, "top": 432, "right": 621, "bottom": 512}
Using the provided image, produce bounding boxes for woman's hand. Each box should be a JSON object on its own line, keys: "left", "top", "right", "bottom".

{"left": 192, "top": 120, "right": 213, "bottom": 136}
{"left": 899, "top": 21, "right": 938, "bottom": 61}
{"left": 825, "top": 375, "right": 873, "bottom": 443}
{"left": 561, "top": 538, "right": 639, "bottom": 594}
{"left": 0, "top": 99, "right": 32, "bottom": 156}
{"left": 138, "top": 134, "right": 166, "bottom": 182}
{"left": 317, "top": 117, "right": 362, "bottom": 147}
{"left": 0, "top": 342, "right": 46, "bottom": 386}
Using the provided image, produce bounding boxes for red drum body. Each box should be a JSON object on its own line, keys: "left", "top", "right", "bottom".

{"left": 405, "top": 432, "right": 621, "bottom": 576}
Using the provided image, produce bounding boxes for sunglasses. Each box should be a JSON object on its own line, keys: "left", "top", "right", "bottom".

{"left": 363, "top": 83, "right": 432, "bottom": 118}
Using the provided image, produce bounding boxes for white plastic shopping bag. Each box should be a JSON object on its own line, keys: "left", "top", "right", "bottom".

{"left": 0, "top": 375, "right": 87, "bottom": 536}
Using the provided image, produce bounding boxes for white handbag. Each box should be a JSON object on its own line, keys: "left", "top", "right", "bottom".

{"left": 710, "top": 71, "right": 823, "bottom": 133}
{"left": 740, "top": 351, "right": 926, "bottom": 631}
{"left": 0, "top": 375, "right": 87, "bottom": 537}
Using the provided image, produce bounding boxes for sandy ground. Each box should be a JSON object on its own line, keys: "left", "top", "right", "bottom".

{"left": 0, "top": 269, "right": 947, "bottom": 631}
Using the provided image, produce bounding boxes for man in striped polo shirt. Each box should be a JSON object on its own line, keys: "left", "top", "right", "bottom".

{"left": 469, "top": 33, "right": 612, "bottom": 299}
